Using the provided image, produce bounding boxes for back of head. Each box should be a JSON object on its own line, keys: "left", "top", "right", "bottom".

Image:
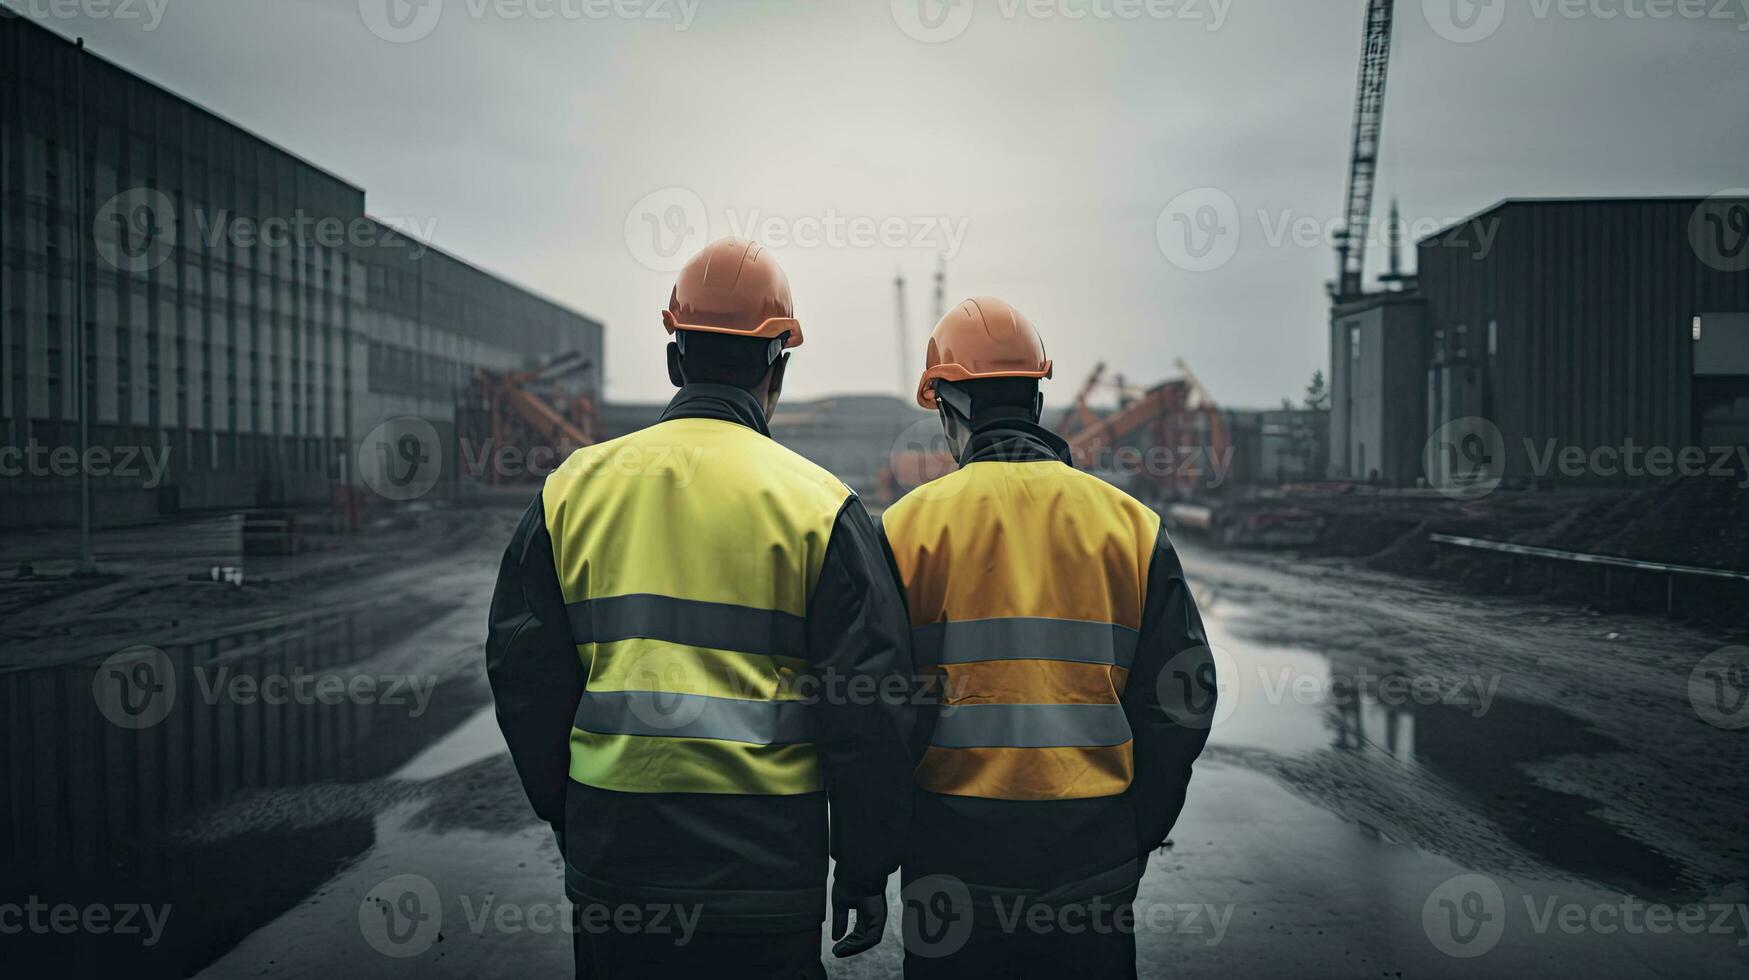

{"left": 934, "top": 377, "right": 1042, "bottom": 426}
{"left": 917, "top": 297, "right": 1054, "bottom": 445}
{"left": 663, "top": 237, "right": 803, "bottom": 396}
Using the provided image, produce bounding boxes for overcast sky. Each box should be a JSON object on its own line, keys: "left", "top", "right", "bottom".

{"left": 27, "top": 0, "right": 1749, "bottom": 408}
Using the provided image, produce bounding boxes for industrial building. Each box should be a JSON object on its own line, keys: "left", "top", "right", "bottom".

{"left": 1330, "top": 197, "right": 1749, "bottom": 487}
{"left": 0, "top": 17, "right": 602, "bottom": 528}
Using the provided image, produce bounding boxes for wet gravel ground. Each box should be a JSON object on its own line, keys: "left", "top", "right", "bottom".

{"left": 9, "top": 514, "right": 1748, "bottom": 978}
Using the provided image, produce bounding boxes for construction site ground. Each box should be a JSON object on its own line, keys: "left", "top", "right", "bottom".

{"left": 6, "top": 494, "right": 1747, "bottom": 978}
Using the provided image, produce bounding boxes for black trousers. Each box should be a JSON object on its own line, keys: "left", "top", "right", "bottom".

{"left": 903, "top": 891, "right": 1140, "bottom": 980}
{"left": 574, "top": 924, "right": 823, "bottom": 980}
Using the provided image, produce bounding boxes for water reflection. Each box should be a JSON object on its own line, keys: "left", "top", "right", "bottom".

{"left": 0, "top": 600, "right": 475, "bottom": 976}
{"left": 1326, "top": 670, "right": 1416, "bottom": 763}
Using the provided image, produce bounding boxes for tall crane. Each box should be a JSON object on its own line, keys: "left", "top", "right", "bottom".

{"left": 1332, "top": 0, "right": 1397, "bottom": 301}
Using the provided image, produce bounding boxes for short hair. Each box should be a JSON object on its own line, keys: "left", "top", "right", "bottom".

{"left": 950, "top": 377, "right": 1040, "bottom": 419}
{"left": 675, "top": 331, "right": 784, "bottom": 388}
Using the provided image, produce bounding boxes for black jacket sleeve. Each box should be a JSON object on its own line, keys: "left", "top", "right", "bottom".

{"left": 1121, "top": 525, "right": 1215, "bottom": 860}
{"left": 807, "top": 499, "right": 918, "bottom": 901}
{"left": 486, "top": 492, "right": 586, "bottom": 830}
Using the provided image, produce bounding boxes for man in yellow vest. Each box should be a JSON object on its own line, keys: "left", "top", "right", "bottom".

{"left": 883, "top": 297, "right": 1218, "bottom": 979}
{"left": 487, "top": 238, "right": 917, "bottom": 978}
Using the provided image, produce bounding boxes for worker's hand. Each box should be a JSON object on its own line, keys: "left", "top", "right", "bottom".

{"left": 830, "top": 893, "right": 888, "bottom": 958}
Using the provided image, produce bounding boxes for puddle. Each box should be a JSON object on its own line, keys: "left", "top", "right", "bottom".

{"left": 393, "top": 706, "right": 506, "bottom": 782}
{"left": 1199, "top": 586, "right": 1690, "bottom": 902}
{"left": 0, "top": 598, "right": 488, "bottom": 978}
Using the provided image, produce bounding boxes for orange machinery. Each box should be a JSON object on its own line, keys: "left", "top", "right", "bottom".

{"left": 463, "top": 351, "right": 599, "bottom": 485}
{"left": 1061, "top": 358, "right": 1229, "bottom": 500}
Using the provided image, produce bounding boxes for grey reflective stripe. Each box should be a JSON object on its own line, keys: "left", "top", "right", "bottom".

{"left": 567, "top": 594, "right": 806, "bottom": 659}
{"left": 912, "top": 618, "right": 1138, "bottom": 670}
{"left": 573, "top": 689, "right": 813, "bottom": 746}
{"left": 930, "top": 703, "right": 1132, "bottom": 749}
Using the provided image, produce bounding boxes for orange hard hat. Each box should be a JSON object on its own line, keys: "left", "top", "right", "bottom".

{"left": 915, "top": 296, "right": 1053, "bottom": 409}
{"left": 663, "top": 237, "right": 803, "bottom": 348}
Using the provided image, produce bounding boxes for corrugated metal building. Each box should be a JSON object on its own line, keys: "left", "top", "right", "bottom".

{"left": 1331, "top": 197, "right": 1749, "bottom": 486}
{"left": 1329, "top": 291, "right": 1427, "bottom": 483}
{"left": 1, "top": 17, "right": 602, "bottom": 526}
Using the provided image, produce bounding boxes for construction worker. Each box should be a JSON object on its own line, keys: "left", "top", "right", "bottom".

{"left": 883, "top": 297, "right": 1217, "bottom": 979}
{"left": 487, "top": 237, "right": 916, "bottom": 979}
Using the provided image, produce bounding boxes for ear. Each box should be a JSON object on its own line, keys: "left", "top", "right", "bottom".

{"left": 1032, "top": 391, "right": 1045, "bottom": 423}
{"left": 666, "top": 342, "right": 686, "bottom": 388}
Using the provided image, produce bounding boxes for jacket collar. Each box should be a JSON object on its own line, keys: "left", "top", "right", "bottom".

{"left": 660, "top": 384, "right": 771, "bottom": 436}
{"left": 960, "top": 418, "right": 1073, "bottom": 467}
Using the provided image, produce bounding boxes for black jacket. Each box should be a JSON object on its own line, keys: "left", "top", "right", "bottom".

{"left": 486, "top": 385, "right": 916, "bottom": 932}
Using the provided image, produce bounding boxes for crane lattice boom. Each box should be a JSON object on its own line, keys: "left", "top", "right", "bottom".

{"left": 1335, "top": 0, "right": 1397, "bottom": 300}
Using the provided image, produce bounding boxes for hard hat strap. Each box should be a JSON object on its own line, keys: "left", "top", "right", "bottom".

{"left": 934, "top": 379, "right": 974, "bottom": 419}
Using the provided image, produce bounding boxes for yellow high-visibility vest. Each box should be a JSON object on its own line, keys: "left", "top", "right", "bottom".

{"left": 542, "top": 417, "right": 851, "bottom": 796}
{"left": 883, "top": 459, "right": 1161, "bottom": 801}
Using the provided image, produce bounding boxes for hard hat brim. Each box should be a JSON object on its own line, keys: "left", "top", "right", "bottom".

{"left": 661, "top": 310, "right": 804, "bottom": 349}
{"left": 916, "top": 362, "right": 1054, "bottom": 410}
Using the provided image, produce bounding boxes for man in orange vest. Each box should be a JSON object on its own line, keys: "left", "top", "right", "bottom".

{"left": 488, "top": 238, "right": 915, "bottom": 977}
{"left": 882, "top": 297, "right": 1217, "bottom": 978}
